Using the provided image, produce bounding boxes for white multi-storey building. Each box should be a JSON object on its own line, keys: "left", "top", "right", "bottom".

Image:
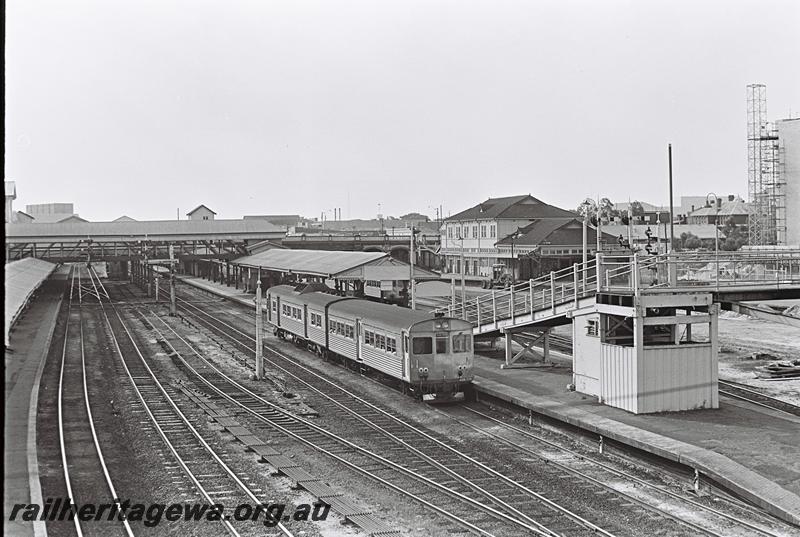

{"left": 440, "top": 194, "right": 577, "bottom": 280}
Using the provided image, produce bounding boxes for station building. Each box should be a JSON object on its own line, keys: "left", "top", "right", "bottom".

{"left": 440, "top": 194, "right": 595, "bottom": 283}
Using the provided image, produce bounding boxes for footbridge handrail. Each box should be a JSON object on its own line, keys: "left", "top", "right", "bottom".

{"left": 435, "top": 250, "right": 800, "bottom": 330}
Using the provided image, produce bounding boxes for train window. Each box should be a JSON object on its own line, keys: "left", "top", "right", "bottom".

{"left": 345, "top": 325, "right": 354, "bottom": 339}
{"left": 387, "top": 337, "right": 396, "bottom": 353}
{"left": 272, "top": 301, "right": 277, "bottom": 313}
{"left": 329, "top": 320, "right": 336, "bottom": 333}
{"left": 452, "top": 334, "right": 472, "bottom": 353}
{"left": 365, "top": 330, "right": 373, "bottom": 346}
{"left": 412, "top": 337, "right": 432, "bottom": 354}
{"left": 377, "top": 334, "right": 385, "bottom": 350}
{"left": 436, "top": 335, "right": 448, "bottom": 354}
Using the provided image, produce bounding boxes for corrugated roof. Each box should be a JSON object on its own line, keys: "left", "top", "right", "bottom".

{"left": 267, "top": 284, "right": 354, "bottom": 308}
{"left": 5, "top": 219, "right": 285, "bottom": 240}
{"left": 233, "top": 249, "right": 388, "bottom": 277}
{"left": 329, "top": 299, "right": 434, "bottom": 330}
{"left": 5, "top": 258, "right": 56, "bottom": 345}
{"left": 447, "top": 195, "right": 576, "bottom": 221}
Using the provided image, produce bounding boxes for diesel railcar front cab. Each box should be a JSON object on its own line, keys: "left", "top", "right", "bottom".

{"left": 405, "top": 317, "right": 474, "bottom": 400}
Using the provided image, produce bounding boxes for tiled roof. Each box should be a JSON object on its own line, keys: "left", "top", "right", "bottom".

{"left": 496, "top": 218, "right": 617, "bottom": 246}
{"left": 447, "top": 195, "right": 576, "bottom": 221}
{"left": 688, "top": 199, "right": 748, "bottom": 217}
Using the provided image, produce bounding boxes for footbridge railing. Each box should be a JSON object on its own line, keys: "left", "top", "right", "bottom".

{"left": 437, "top": 250, "right": 800, "bottom": 329}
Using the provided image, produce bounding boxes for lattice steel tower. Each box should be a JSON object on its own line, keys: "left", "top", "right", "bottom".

{"left": 747, "top": 84, "right": 785, "bottom": 245}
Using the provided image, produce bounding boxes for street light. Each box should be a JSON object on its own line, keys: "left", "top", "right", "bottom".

{"left": 706, "top": 193, "right": 721, "bottom": 289}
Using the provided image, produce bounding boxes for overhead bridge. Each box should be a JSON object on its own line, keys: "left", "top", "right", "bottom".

{"left": 436, "top": 251, "right": 800, "bottom": 414}
{"left": 4, "top": 220, "right": 285, "bottom": 262}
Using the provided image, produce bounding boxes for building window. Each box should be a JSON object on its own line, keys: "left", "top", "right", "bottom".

{"left": 448, "top": 226, "right": 453, "bottom": 238}
{"left": 587, "top": 319, "right": 599, "bottom": 337}
{"left": 481, "top": 225, "right": 487, "bottom": 238}
{"left": 490, "top": 224, "right": 496, "bottom": 238}
{"left": 472, "top": 225, "right": 478, "bottom": 238}
{"left": 462, "top": 225, "right": 468, "bottom": 238}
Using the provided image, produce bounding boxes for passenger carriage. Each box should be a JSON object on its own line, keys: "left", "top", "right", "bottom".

{"left": 266, "top": 283, "right": 474, "bottom": 401}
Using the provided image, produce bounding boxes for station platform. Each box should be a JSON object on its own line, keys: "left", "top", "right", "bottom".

{"left": 4, "top": 267, "right": 68, "bottom": 537}
{"left": 176, "top": 274, "right": 800, "bottom": 527}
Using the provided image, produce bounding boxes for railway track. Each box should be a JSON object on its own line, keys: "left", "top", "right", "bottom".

{"left": 86, "top": 269, "right": 296, "bottom": 537}
{"left": 143, "top": 307, "right": 547, "bottom": 537}
{"left": 438, "top": 405, "right": 793, "bottom": 537}
{"left": 167, "top": 291, "right": 736, "bottom": 537}
{"left": 718, "top": 380, "right": 800, "bottom": 418}
{"left": 58, "top": 266, "right": 133, "bottom": 537}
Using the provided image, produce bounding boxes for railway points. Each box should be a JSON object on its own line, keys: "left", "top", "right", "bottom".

{"left": 4, "top": 259, "right": 800, "bottom": 536}
{"left": 175, "top": 272, "right": 800, "bottom": 531}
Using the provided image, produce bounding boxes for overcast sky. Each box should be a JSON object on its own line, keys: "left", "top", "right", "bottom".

{"left": 5, "top": 0, "right": 799, "bottom": 222}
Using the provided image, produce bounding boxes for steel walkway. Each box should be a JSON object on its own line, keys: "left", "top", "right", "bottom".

{"left": 435, "top": 251, "right": 800, "bottom": 336}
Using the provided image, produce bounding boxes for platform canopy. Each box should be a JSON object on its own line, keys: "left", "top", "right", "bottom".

{"left": 5, "top": 258, "right": 56, "bottom": 345}
{"left": 232, "top": 248, "right": 438, "bottom": 281}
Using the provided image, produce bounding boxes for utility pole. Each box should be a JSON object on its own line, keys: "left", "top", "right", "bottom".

{"left": 668, "top": 144, "right": 675, "bottom": 253}
{"left": 596, "top": 196, "right": 602, "bottom": 255}
{"left": 169, "top": 243, "right": 177, "bottom": 316}
{"left": 409, "top": 227, "right": 416, "bottom": 309}
{"left": 255, "top": 279, "right": 263, "bottom": 380}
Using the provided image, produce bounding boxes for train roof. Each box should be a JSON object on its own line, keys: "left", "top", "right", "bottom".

{"left": 329, "top": 299, "right": 435, "bottom": 330}
{"left": 268, "top": 283, "right": 352, "bottom": 308}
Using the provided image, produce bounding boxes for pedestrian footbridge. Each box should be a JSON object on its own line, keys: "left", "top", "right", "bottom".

{"left": 436, "top": 251, "right": 800, "bottom": 414}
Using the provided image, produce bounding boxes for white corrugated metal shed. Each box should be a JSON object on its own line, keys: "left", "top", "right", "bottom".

{"left": 5, "top": 258, "right": 56, "bottom": 345}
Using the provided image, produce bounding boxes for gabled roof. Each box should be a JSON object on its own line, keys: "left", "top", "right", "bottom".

{"left": 446, "top": 194, "right": 576, "bottom": 221}
{"left": 113, "top": 215, "right": 137, "bottom": 222}
{"left": 187, "top": 204, "right": 216, "bottom": 215}
{"left": 232, "top": 249, "right": 388, "bottom": 278}
{"left": 688, "top": 198, "right": 749, "bottom": 218}
{"left": 496, "top": 218, "right": 616, "bottom": 247}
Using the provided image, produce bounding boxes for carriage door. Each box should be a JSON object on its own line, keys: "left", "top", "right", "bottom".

{"left": 275, "top": 298, "right": 281, "bottom": 327}
{"left": 402, "top": 330, "right": 409, "bottom": 379}
{"left": 355, "top": 318, "right": 362, "bottom": 362}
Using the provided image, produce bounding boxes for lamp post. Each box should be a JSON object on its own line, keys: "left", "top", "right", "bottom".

{"left": 707, "top": 193, "right": 720, "bottom": 289}
{"left": 509, "top": 228, "right": 523, "bottom": 286}
{"left": 459, "top": 237, "right": 466, "bottom": 312}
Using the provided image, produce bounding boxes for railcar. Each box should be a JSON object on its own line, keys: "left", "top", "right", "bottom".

{"left": 267, "top": 283, "right": 474, "bottom": 401}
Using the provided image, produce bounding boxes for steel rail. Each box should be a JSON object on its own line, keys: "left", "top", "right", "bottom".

{"left": 455, "top": 406, "right": 784, "bottom": 537}
{"left": 58, "top": 266, "right": 134, "bottom": 537}
{"left": 718, "top": 381, "right": 800, "bottom": 418}
{"left": 172, "top": 296, "right": 618, "bottom": 537}
{"left": 96, "top": 293, "right": 293, "bottom": 537}
{"left": 143, "top": 308, "right": 538, "bottom": 537}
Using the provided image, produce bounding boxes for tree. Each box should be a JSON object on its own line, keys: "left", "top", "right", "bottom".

{"left": 629, "top": 201, "right": 645, "bottom": 217}
{"left": 720, "top": 217, "right": 747, "bottom": 251}
{"left": 682, "top": 232, "right": 702, "bottom": 250}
